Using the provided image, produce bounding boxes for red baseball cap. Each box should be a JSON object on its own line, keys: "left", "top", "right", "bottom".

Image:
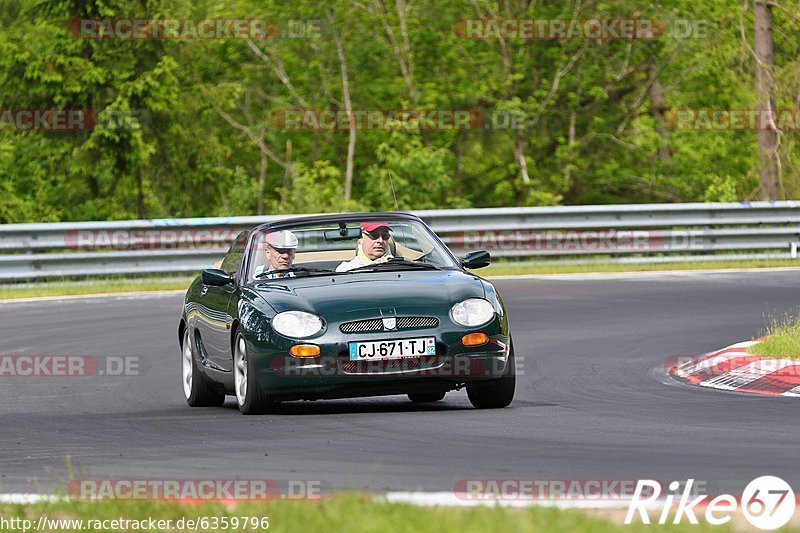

{"left": 360, "top": 221, "right": 391, "bottom": 232}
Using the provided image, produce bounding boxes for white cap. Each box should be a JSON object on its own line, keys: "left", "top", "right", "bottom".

{"left": 265, "top": 230, "right": 298, "bottom": 249}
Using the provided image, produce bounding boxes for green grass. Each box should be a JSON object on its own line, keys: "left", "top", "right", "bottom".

{"left": 0, "top": 495, "right": 731, "bottom": 532}
{"left": 749, "top": 313, "right": 800, "bottom": 360}
{"left": 0, "top": 277, "right": 194, "bottom": 300}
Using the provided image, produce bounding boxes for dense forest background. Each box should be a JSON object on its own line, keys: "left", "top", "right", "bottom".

{"left": 0, "top": 0, "right": 799, "bottom": 223}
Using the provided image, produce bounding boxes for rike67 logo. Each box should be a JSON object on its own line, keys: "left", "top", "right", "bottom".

{"left": 625, "top": 476, "right": 795, "bottom": 530}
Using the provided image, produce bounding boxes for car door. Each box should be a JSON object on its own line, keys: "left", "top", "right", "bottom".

{"left": 195, "top": 231, "right": 246, "bottom": 372}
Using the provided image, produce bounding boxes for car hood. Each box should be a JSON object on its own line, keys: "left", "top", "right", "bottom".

{"left": 250, "top": 270, "right": 486, "bottom": 321}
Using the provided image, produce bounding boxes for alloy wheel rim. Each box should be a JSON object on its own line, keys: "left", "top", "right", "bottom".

{"left": 182, "top": 330, "right": 193, "bottom": 399}
{"left": 234, "top": 335, "right": 248, "bottom": 406}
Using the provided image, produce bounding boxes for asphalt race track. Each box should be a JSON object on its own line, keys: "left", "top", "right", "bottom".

{"left": 2, "top": 270, "right": 800, "bottom": 496}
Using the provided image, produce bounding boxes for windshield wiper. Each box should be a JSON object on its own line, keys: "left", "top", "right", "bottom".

{"left": 255, "top": 267, "right": 334, "bottom": 279}
{"left": 348, "top": 258, "right": 440, "bottom": 272}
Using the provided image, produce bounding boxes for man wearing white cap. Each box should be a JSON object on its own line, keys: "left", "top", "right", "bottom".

{"left": 255, "top": 230, "right": 299, "bottom": 278}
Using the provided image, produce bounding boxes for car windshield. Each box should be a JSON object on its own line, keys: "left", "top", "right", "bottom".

{"left": 246, "top": 218, "right": 459, "bottom": 281}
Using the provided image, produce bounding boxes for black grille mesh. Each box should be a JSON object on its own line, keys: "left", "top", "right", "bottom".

{"left": 340, "top": 316, "right": 439, "bottom": 333}
{"left": 338, "top": 355, "right": 447, "bottom": 374}
{"left": 340, "top": 318, "right": 383, "bottom": 333}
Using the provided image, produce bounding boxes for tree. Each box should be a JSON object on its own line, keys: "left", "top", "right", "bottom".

{"left": 753, "top": 0, "right": 781, "bottom": 199}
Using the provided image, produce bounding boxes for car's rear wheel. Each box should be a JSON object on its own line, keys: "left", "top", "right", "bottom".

{"left": 233, "top": 330, "right": 277, "bottom": 415}
{"left": 466, "top": 345, "right": 515, "bottom": 409}
{"left": 182, "top": 328, "right": 225, "bottom": 407}
{"left": 408, "top": 392, "right": 446, "bottom": 403}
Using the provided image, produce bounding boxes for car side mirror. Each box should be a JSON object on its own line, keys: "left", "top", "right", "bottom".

{"left": 202, "top": 268, "right": 234, "bottom": 286}
{"left": 461, "top": 250, "right": 491, "bottom": 269}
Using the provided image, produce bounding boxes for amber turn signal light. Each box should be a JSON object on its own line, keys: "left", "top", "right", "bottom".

{"left": 290, "top": 344, "right": 321, "bottom": 357}
{"left": 462, "top": 333, "right": 489, "bottom": 346}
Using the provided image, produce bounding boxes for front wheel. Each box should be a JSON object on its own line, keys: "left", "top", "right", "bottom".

{"left": 182, "top": 328, "right": 225, "bottom": 407}
{"left": 233, "top": 330, "right": 277, "bottom": 415}
{"left": 466, "top": 346, "right": 515, "bottom": 409}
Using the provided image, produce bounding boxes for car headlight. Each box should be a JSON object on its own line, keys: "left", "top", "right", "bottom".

{"left": 271, "top": 311, "right": 323, "bottom": 338}
{"left": 450, "top": 298, "right": 495, "bottom": 327}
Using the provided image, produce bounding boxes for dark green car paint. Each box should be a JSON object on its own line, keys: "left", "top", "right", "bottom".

{"left": 178, "top": 212, "right": 513, "bottom": 402}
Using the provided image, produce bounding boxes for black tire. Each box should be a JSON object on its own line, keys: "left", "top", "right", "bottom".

{"left": 466, "top": 345, "right": 515, "bottom": 409}
{"left": 408, "top": 392, "right": 446, "bottom": 403}
{"left": 233, "top": 330, "right": 277, "bottom": 415}
{"left": 182, "top": 329, "right": 225, "bottom": 407}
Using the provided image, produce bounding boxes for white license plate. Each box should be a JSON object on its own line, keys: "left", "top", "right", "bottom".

{"left": 349, "top": 337, "right": 436, "bottom": 361}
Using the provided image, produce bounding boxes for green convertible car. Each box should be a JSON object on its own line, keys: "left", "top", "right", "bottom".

{"left": 178, "top": 212, "right": 514, "bottom": 414}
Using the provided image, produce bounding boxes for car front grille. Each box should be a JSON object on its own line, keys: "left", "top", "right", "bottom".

{"left": 340, "top": 316, "right": 439, "bottom": 333}
{"left": 340, "top": 318, "right": 383, "bottom": 333}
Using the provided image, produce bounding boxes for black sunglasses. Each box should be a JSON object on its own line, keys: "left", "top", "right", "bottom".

{"left": 364, "top": 230, "right": 391, "bottom": 240}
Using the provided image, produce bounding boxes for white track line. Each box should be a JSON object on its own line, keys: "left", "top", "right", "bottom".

{"left": 2, "top": 491, "right": 656, "bottom": 510}
{"left": 383, "top": 492, "right": 661, "bottom": 509}
{"left": 0, "top": 494, "right": 61, "bottom": 504}
{"left": 0, "top": 290, "right": 185, "bottom": 304}
{"left": 485, "top": 266, "right": 800, "bottom": 281}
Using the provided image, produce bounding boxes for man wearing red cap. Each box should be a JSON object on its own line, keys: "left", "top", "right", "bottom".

{"left": 336, "top": 222, "right": 394, "bottom": 272}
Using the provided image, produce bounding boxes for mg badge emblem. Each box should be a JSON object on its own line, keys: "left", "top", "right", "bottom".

{"left": 382, "top": 317, "right": 397, "bottom": 330}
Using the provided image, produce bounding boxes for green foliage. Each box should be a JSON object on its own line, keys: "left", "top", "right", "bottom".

{"left": 365, "top": 130, "right": 467, "bottom": 210}
{"left": 279, "top": 160, "right": 359, "bottom": 215}
{"left": 0, "top": 0, "right": 799, "bottom": 222}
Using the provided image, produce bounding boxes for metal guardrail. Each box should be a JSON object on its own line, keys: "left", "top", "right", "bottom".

{"left": 1, "top": 201, "right": 799, "bottom": 281}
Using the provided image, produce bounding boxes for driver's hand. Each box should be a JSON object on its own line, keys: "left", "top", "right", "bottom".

{"left": 374, "top": 255, "right": 390, "bottom": 264}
